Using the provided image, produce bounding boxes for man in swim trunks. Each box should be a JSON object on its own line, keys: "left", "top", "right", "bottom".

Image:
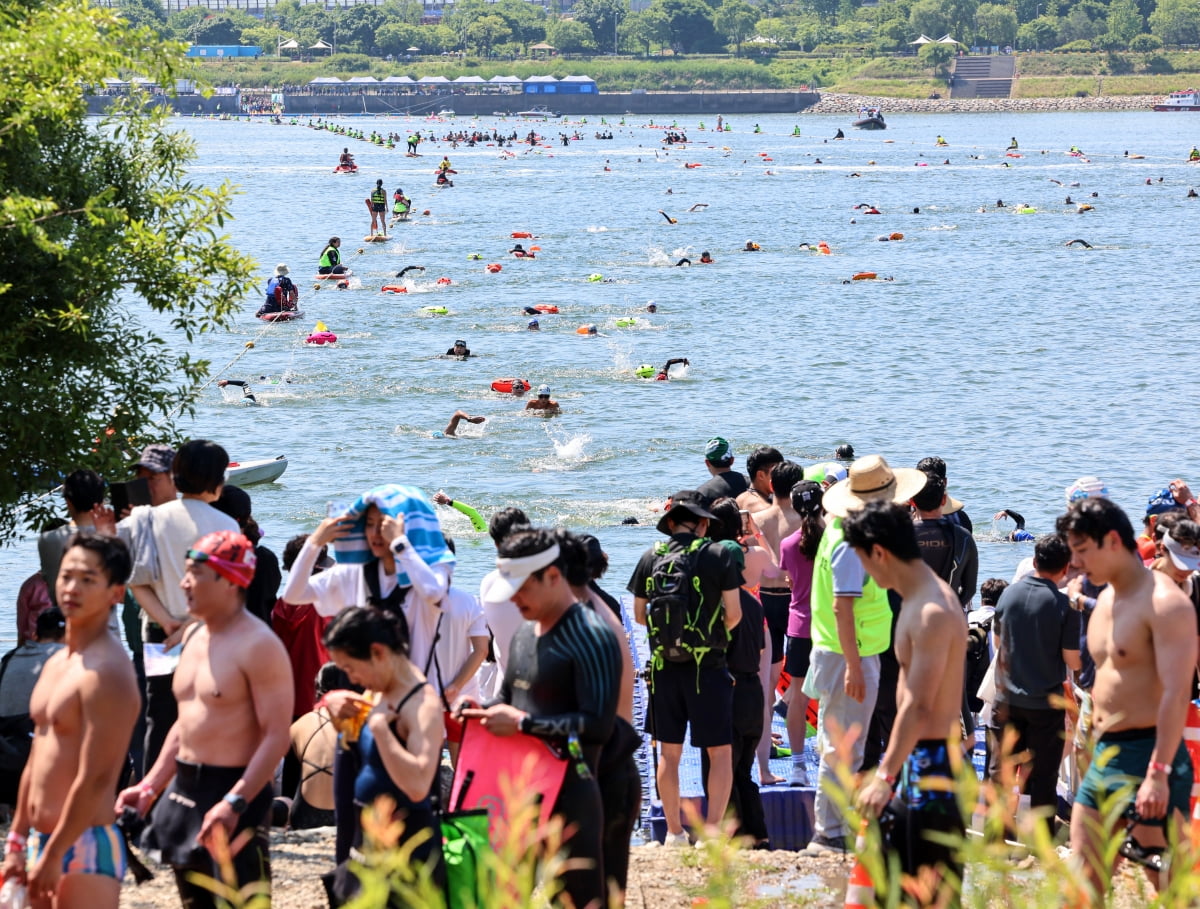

{"left": 1058, "top": 498, "right": 1196, "bottom": 898}
{"left": 117, "top": 531, "right": 293, "bottom": 909}
{"left": 465, "top": 527, "right": 622, "bottom": 909}
{"left": 3, "top": 533, "right": 140, "bottom": 907}
{"left": 736, "top": 445, "right": 783, "bottom": 515}
{"left": 847, "top": 501, "right": 967, "bottom": 906}
{"left": 338, "top": 148, "right": 354, "bottom": 168}
{"left": 525, "top": 384, "right": 560, "bottom": 413}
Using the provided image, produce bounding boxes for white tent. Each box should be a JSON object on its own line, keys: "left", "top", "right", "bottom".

{"left": 453, "top": 75, "right": 487, "bottom": 83}
{"left": 417, "top": 75, "right": 451, "bottom": 84}
{"left": 488, "top": 75, "right": 522, "bottom": 83}
{"left": 937, "top": 34, "right": 962, "bottom": 44}
{"left": 381, "top": 75, "right": 416, "bottom": 83}
{"left": 524, "top": 74, "right": 558, "bottom": 82}
{"left": 560, "top": 75, "right": 595, "bottom": 83}
{"left": 278, "top": 38, "right": 300, "bottom": 50}
{"left": 309, "top": 76, "right": 344, "bottom": 84}
{"left": 309, "top": 39, "right": 333, "bottom": 51}
{"left": 406, "top": 47, "right": 421, "bottom": 53}
{"left": 346, "top": 75, "right": 379, "bottom": 83}
{"left": 909, "top": 34, "right": 933, "bottom": 44}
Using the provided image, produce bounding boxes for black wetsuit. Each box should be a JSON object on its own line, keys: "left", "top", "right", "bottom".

{"left": 498, "top": 602, "right": 622, "bottom": 909}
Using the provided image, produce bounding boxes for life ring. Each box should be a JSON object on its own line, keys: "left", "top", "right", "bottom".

{"left": 381, "top": 285, "right": 408, "bottom": 293}
{"left": 852, "top": 272, "right": 877, "bottom": 281}
{"left": 1017, "top": 207, "right": 1037, "bottom": 214}
{"left": 889, "top": 232, "right": 904, "bottom": 241}
{"left": 306, "top": 331, "right": 338, "bottom": 345}
{"left": 576, "top": 324, "right": 598, "bottom": 335}
{"left": 615, "top": 317, "right": 637, "bottom": 327}
{"left": 534, "top": 304, "right": 558, "bottom": 313}
{"left": 423, "top": 305, "right": 448, "bottom": 315}
{"left": 634, "top": 364, "right": 656, "bottom": 378}
{"left": 587, "top": 273, "right": 603, "bottom": 282}
{"left": 436, "top": 277, "right": 453, "bottom": 285}
{"left": 487, "top": 263, "right": 502, "bottom": 273}
{"left": 491, "top": 378, "right": 529, "bottom": 393}
{"left": 511, "top": 231, "right": 533, "bottom": 238}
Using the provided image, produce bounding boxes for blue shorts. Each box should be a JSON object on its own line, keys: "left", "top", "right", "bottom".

{"left": 1075, "top": 728, "right": 1192, "bottom": 818}
{"left": 29, "top": 824, "right": 127, "bottom": 880}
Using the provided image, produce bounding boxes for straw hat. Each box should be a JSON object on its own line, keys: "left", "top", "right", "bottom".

{"left": 822, "top": 454, "right": 928, "bottom": 518}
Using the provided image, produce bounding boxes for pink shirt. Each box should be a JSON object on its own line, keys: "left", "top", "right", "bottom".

{"left": 778, "top": 527, "right": 815, "bottom": 638}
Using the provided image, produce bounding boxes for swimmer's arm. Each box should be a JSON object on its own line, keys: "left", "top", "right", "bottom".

{"left": 369, "top": 693, "right": 442, "bottom": 802}
{"left": 229, "top": 639, "right": 294, "bottom": 804}
{"left": 449, "top": 499, "right": 488, "bottom": 532}
{"left": 1147, "top": 590, "right": 1198, "bottom": 767}
{"left": 1004, "top": 510, "right": 1026, "bottom": 530}
{"left": 40, "top": 665, "right": 140, "bottom": 865}
{"left": 876, "top": 607, "right": 956, "bottom": 782}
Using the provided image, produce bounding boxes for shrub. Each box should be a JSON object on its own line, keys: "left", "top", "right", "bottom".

{"left": 1145, "top": 52, "right": 1174, "bottom": 72}
{"left": 1130, "top": 33, "right": 1163, "bottom": 51}
{"left": 1057, "top": 39, "right": 1095, "bottom": 51}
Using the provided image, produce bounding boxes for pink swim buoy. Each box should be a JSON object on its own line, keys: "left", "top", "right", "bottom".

{"left": 306, "top": 331, "right": 338, "bottom": 345}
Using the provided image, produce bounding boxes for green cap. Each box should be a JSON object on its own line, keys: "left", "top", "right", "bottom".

{"left": 704, "top": 437, "right": 733, "bottom": 464}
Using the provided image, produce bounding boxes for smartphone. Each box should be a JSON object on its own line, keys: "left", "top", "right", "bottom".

{"left": 739, "top": 509, "right": 751, "bottom": 535}
{"left": 110, "top": 478, "right": 151, "bottom": 515}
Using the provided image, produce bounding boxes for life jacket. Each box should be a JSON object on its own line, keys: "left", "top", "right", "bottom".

{"left": 370, "top": 187, "right": 386, "bottom": 205}
{"left": 393, "top": 194, "right": 409, "bottom": 214}
{"left": 319, "top": 246, "right": 340, "bottom": 268}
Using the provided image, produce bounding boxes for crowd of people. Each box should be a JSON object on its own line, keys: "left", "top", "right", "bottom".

{"left": 3, "top": 434, "right": 1199, "bottom": 908}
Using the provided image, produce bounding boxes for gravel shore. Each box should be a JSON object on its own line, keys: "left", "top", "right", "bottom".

{"left": 807, "top": 91, "right": 1160, "bottom": 114}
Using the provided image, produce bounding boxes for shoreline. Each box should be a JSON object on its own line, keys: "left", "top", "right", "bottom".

{"left": 806, "top": 91, "right": 1159, "bottom": 114}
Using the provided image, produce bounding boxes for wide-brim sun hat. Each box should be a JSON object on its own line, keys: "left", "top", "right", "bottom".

{"left": 275, "top": 264, "right": 289, "bottom": 276}
{"left": 822, "top": 454, "right": 929, "bottom": 518}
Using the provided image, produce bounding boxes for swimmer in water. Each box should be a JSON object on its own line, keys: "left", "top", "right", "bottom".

{"left": 525, "top": 385, "right": 560, "bottom": 413}
{"left": 993, "top": 509, "right": 1035, "bottom": 542}
{"left": 395, "top": 265, "right": 425, "bottom": 279}
{"left": 1008, "top": 137, "right": 1019, "bottom": 150}
{"left": 834, "top": 128, "right": 845, "bottom": 139}
{"left": 444, "top": 339, "right": 471, "bottom": 358}
{"left": 656, "top": 357, "right": 689, "bottom": 381}
{"left": 217, "top": 379, "right": 257, "bottom": 405}
{"left": 674, "top": 257, "right": 691, "bottom": 267}
{"left": 743, "top": 240, "right": 761, "bottom": 251}
{"left": 688, "top": 203, "right": 709, "bottom": 212}
{"left": 510, "top": 243, "right": 533, "bottom": 258}
{"left": 699, "top": 251, "right": 713, "bottom": 263}
{"left": 527, "top": 319, "right": 540, "bottom": 331}
{"left": 1190, "top": 188, "right": 1199, "bottom": 198}
{"left": 645, "top": 302, "right": 658, "bottom": 313}
{"left": 440, "top": 411, "right": 486, "bottom": 437}
{"left": 1066, "top": 238, "right": 1094, "bottom": 248}
{"left": 657, "top": 210, "right": 678, "bottom": 225}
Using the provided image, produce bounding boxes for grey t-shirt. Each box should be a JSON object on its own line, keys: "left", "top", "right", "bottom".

{"left": 0, "top": 642, "right": 63, "bottom": 716}
{"left": 995, "top": 574, "right": 1081, "bottom": 710}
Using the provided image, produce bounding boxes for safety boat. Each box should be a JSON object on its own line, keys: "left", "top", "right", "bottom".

{"left": 1154, "top": 89, "right": 1200, "bottom": 111}
{"left": 226, "top": 456, "right": 288, "bottom": 486}
{"left": 853, "top": 109, "right": 886, "bottom": 130}
{"left": 333, "top": 164, "right": 358, "bottom": 174}
{"left": 437, "top": 109, "right": 456, "bottom": 118}
{"left": 516, "top": 107, "right": 561, "bottom": 119}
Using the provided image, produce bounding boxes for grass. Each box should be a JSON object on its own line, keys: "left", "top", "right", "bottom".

{"left": 824, "top": 77, "right": 948, "bottom": 97}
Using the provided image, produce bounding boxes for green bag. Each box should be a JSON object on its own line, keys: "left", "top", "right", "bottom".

{"left": 440, "top": 808, "right": 491, "bottom": 909}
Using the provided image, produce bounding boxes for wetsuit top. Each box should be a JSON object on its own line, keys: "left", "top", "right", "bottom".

{"left": 355, "top": 682, "right": 431, "bottom": 806}
{"left": 319, "top": 246, "right": 340, "bottom": 269}
{"left": 497, "top": 601, "right": 621, "bottom": 769}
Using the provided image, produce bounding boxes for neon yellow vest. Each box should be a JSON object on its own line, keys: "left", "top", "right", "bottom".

{"left": 810, "top": 517, "right": 892, "bottom": 656}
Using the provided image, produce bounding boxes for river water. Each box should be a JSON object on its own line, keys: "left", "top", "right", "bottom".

{"left": 3, "top": 109, "right": 1198, "bottom": 644}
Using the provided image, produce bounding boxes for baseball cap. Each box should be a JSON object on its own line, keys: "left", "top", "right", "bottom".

{"left": 704, "top": 437, "right": 733, "bottom": 465}
{"left": 480, "top": 540, "right": 562, "bottom": 603}
{"left": 1163, "top": 530, "right": 1200, "bottom": 571}
{"left": 187, "top": 530, "right": 257, "bottom": 588}
{"left": 135, "top": 443, "right": 175, "bottom": 475}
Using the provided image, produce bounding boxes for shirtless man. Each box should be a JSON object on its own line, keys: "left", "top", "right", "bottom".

{"left": 116, "top": 531, "right": 293, "bottom": 908}
{"left": 736, "top": 446, "right": 783, "bottom": 515}
{"left": 1057, "top": 498, "right": 1196, "bottom": 899}
{"left": 848, "top": 501, "right": 967, "bottom": 904}
{"left": 525, "top": 385, "right": 560, "bottom": 413}
{"left": 3, "top": 534, "right": 139, "bottom": 908}
{"left": 749, "top": 461, "right": 803, "bottom": 782}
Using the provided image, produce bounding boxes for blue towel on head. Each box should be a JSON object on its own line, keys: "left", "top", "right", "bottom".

{"left": 333, "top": 484, "right": 454, "bottom": 586}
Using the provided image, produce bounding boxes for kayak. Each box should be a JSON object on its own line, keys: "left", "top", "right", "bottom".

{"left": 314, "top": 272, "right": 351, "bottom": 280}
{"left": 226, "top": 456, "right": 288, "bottom": 486}
{"left": 258, "top": 311, "right": 303, "bottom": 322}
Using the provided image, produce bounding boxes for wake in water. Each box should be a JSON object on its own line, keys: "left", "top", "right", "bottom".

{"left": 645, "top": 245, "right": 693, "bottom": 267}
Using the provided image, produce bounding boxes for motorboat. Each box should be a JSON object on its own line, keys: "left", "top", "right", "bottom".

{"left": 437, "top": 108, "right": 455, "bottom": 117}
{"left": 516, "top": 106, "right": 561, "bottom": 119}
{"left": 1154, "top": 89, "right": 1200, "bottom": 111}
{"left": 853, "top": 109, "right": 886, "bottom": 129}
{"left": 226, "top": 455, "right": 288, "bottom": 486}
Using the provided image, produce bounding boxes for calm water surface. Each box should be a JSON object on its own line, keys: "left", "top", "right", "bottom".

{"left": 4, "top": 109, "right": 1199, "bottom": 642}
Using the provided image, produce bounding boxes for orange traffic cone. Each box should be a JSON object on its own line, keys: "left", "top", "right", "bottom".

{"left": 845, "top": 824, "right": 876, "bottom": 909}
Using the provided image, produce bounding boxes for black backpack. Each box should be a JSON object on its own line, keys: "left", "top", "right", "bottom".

{"left": 644, "top": 538, "right": 728, "bottom": 665}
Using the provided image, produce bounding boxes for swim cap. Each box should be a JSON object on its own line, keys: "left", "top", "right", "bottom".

{"left": 528, "top": 319, "right": 539, "bottom": 328}
{"left": 537, "top": 384, "right": 551, "bottom": 396}
{"left": 454, "top": 339, "right": 466, "bottom": 347}
{"left": 705, "top": 437, "right": 732, "bottom": 464}
{"left": 187, "top": 530, "right": 257, "bottom": 588}
{"left": 1065, "top": 476, "right": 1109, "bottom": 505}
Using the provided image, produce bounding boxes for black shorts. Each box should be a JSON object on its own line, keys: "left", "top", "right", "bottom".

{"left": 785, "top": 635, "right": 812, "bottom": 678}
{"left": 647, "top": 662, "right": 733, "bottom": 748}
{"left": 885, "top": 740, "right": 965, "bottom": 896}
{"left": 759, "top": 589, "right": 791, "bottom": 664}
{"left": 371, "top": 203, "right": 386, "bottom": 213}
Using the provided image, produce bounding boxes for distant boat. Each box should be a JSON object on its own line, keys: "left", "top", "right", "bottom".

{"left": 853, "top": 109, "right": 886, "bottom": 130}
{"left": 516, "top": 106, "right": 561, "bottom": 119}
{"left": 437, "top": 108, "right": 455, "bottom": 117}
{"left": 226, "top": 455, "right": 288, "bottom": 486}
{"left": 1154, "top": 89, "right": 1200, "bottom": 111}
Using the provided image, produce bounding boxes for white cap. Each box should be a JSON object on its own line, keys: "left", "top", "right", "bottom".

{"left": 537, "top": 384, "right": 551, "bottom": 396}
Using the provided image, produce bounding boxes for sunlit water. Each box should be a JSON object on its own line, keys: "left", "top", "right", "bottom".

{"left": 4, "top": 109, "right": 1199, "bottom": 643}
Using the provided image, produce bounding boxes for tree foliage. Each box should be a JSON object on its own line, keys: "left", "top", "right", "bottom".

{"left": 713, "top": 0, "right": 759, "bottom": 53}
{"left": 0, "top": 0, "right": 256, "bottom": 542}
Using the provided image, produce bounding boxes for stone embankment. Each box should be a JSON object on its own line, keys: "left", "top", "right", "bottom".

{"left": 807, "top": 92, "right": 1158, "bottom": 114}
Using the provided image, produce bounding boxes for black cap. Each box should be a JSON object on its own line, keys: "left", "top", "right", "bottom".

{"left": 656, "top": 490, "right": 717, "bottom": 535}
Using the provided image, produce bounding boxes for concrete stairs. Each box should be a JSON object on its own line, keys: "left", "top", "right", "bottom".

{"left": 950, "top": 55, "right": 1016, "bottom": 99}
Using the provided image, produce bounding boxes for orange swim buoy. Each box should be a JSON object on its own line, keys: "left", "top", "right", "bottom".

{"left": 381, "top": 285, "right": 408, "bottom": 293}
{"left": 436, "top": 276, "right": 452, "bottom": 285}
{"left": 486, "top": 263, "right": 502, "bottom": 273}
{"left": 422, "top": 209, "right": 431, "bottom": 216}
{"left": 817, "top": 242, "right": 831, "bottom": 255}
{"left": 684, "top": 163, "right": 702, "bottom": 169}
{"left": 511, "top": 231, "right": 533, "bottom": 238}
{"left": 490, "top": 378, "right": 529, "bottom": 394}
{"left": 534, "top": 304, "right": 559, "bottom": 313}
{"left": 576, "top": 324, "right": 598, "bottom": 335}
{"left": 529, "top": 245, "right": 541, "bottom": 251}
{"left": 889, "top": 232, "right": 904, "bottom": 241}
{"left": 852, "top": 272, "right": 877, "bottom": 281}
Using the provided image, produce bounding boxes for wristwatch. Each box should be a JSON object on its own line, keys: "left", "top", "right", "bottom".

{"left": 223, "top": 793, "right": 248, "bottom": 815}
{"left": 391, "top": 536, "right": 409, "bottom": 555}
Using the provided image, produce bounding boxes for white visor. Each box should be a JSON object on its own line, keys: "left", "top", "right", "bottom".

{"left": 480, "top": 543, "right": 561, "bottom": 603}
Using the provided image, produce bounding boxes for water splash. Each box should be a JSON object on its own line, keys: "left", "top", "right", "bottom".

{"left": 586, "top": 225, "right": 609, "bottom": 232}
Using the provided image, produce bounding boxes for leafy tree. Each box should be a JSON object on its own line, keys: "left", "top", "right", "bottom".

{"left": 974, "top": 2, "right": 1016, "bottom": 45}
{"left": 646, "top": 0, "right": 718, "bottom": 52}
{"left": 622, "top": 7, "right": 669, "bottom": 52}
{"left": 375, "top": 20, "right": 423, "bottom": 56}
{"left": 1104, "top": 0, "right": 1143, "bottom": 44}
{"left": 713, "top": 0, "right": 759, "bottom": 53}
{"left": 493, "top": 0, "right": 548, "bottom": 50}
{"left": 908, "top": 0, "right": 949, "bottom": 41}
{"left": 381, "top": 0, "right": 424, "bottom": 26}
{"left": 1149, "top": 0, "right": 1200, "bottom": 45}
{"left": 0, "top": 0, "right": 255, "bottom": 543}
{"left": 465, "top": 14, "right": 512, "bottom": 55}
{"left": 336, "top": 5, "right": 387, "bottom": 55}
{"left": 1057, "top": 4, "right": 1100, "bottom": 42}
{"left": 1016, "top": 15, "right": 1056, "bottom": 47}
{"left": 116, "top": 0, "right": 165, "bottom": 32}
{"left": 188, "top": 12, "right": 251, "bottom": 46}
{"left": 1128, "top": 31, "right": 1162, "bottom": 48}
{"left": 941, "top": 0, "right": 978, "bottom": 43}
{"left": 571, "top": 0, "right": 628, "bottom": 51}
{"left": 918, "top": 38, "right": 955, "bottom": 72}
{"left": 546, "top": 17, "right": 596, "bottom": 51}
